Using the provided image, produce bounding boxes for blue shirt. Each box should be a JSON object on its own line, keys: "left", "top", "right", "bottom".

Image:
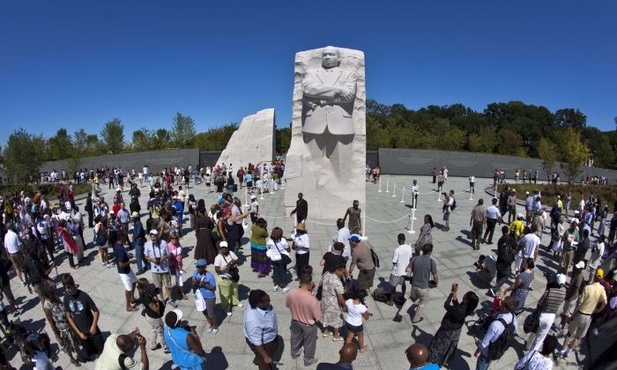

{"left": 192, "top": 270, "right": 216, "bottom": 299}
{"left": 163, "top": 326, "right": 203, "bottom": 370}
{"left": 246, "top": 173, "right": 253, "bottom": 183}
{"left": 243, "top": 305, "right": 278, "bottom": 345}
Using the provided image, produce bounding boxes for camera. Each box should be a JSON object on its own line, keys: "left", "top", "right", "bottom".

{"left": 128, "top": 253, "right": 134, "bottom": 259}
{"left": 155, "top": 257, "right": 161, "bottom": 265}
{"left": 429, "top": 280, "right": 437, "bottom": 289}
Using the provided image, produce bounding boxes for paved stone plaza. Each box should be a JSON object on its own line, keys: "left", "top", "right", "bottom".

{"left": 7, "top": 175, "right": 596, "bottom": 369}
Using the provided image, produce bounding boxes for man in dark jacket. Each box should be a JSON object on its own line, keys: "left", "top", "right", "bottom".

{"left": 490, "top": 226, "right": 517, "bottom": 296}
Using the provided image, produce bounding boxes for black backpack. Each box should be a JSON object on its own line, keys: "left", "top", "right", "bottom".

{"left": 451, "top": 198, "right": 457, "bottom": 211}
{"left": 487, "top": 313, "right": 515, "bottom": 360}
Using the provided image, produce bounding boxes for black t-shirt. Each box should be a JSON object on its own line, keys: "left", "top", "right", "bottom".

{"left": 23, "top": 255, "right": 46, "bottom": 285}
{"left": 137, "top": 294, "right": 164, "bottom": 319}
{"left": 63, "top": 290, "right": 97, "bottom": 333}
{"left": 113, "top": 242, "right": 130, "bottom": 274}
{"left": 321, "top": 252, "right": 345, "bottom": 276}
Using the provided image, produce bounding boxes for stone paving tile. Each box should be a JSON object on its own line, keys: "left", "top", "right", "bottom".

{"left": 3, "top": 175, "right": 587, "bottom": 369}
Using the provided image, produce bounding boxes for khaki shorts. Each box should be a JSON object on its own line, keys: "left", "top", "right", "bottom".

{"left": 569, "top": 312, "right": 592, "bottom": 339}
{"left": 151, "top": 272, "right": 171, "bottom": 290}
{"left": 10, "top": 253, "right": 24, "bottom": 271}
{"left": 562, "top": 298, "right": 578, "bottom": 318}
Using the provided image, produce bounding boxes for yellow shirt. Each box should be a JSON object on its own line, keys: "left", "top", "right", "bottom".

{"left": 578, "top": 282, "right": 607, "bottom": 315}
{"left": 510, "top": 220, "right": 525, "bottom": 238}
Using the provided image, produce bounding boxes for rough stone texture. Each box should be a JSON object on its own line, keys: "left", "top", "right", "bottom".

{"left": 285, "top": 46, "right": 366, "bottom": 221}
{"left": 215, "top": 108, "right": 275, "bottom": 169}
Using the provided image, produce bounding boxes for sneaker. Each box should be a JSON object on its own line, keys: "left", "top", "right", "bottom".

{"left": 163, "top": 347, "right": 171, "bottom": 354}
{"left": 227, "top": 312, "right": 232, "bottom": 317}
{"left": 273, "top": 285, "right": 279, "bottom": 292}
{"left": 207, "top": 327, "right": 213, "bottom": 333}
{"left": 561, "top": 350, "right": 571, "bottom": 359}
{"left": 282, "top": 287, "right": 290, "bottom": 294}
{"left": 211, "top": 328, "right": 218, "bottom": 334}
{"left": 488, "top": 287, "right": 496, "bottom": 297}
{"left": 237, "top": 303, "right": 243, "bottom": 308}
{"left": 102, "top": 262, "right": 107, "bottom": 267}
{"left": 169, "top": 300, "right": 178, "bottom": 308}
{"left": 304, "top": 358, "right": 319, "bottom": 366}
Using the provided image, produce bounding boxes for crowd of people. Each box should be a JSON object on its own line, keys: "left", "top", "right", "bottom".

{"left": 0, "top": 164, "right": 616, "bottom": 370}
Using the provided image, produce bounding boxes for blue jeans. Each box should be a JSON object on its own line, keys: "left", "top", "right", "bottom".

{"left": 134, "top": 239, "right": 147, "bottom": 271}
{"left": 475, "top": 353, "right": 491, "bottom": 370}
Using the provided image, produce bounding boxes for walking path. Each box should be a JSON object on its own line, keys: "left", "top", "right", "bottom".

{"left": 8, "top": 175, "right": 587, "bottom": 369}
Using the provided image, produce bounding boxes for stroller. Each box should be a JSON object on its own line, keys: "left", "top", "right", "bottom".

{"left": 5, "top": 321, "right": 56, "bottom": 365}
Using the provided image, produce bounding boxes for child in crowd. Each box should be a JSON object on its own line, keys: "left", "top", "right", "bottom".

{"left": 344, "top": 289, "right": 371, "bottom": 353}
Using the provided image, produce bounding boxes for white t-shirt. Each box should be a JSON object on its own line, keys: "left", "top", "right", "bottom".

{"left": 213, "top": 251, "right": 239, "bottom": 276}
{"left": 345, "top": 299, "right": 367, "bottom": 327}
{"left": 391, "top": 243, "right": 413, "bottom": 277}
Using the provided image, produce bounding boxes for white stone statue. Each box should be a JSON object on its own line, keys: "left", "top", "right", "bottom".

{"left": 285, "top": 46, "right": 366, "bottom": 221}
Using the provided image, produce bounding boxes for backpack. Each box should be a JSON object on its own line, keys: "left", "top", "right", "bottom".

{"left": 451, "top": 198, "right": 457, "bottom": 211}
{"left": 487, "top": 313, "right": 515, "bottom": 360}
{"left": 93, "top": 227, "right": 107, "bottom": 247}
{"left": 371, "top": 287, "right": 389, "bottom": 302}
{"left": 501, "top": 240, "right": 516, "bottom": 265}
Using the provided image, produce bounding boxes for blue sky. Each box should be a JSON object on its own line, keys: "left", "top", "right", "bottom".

{"left": 1, "top": 1, "right": 615, "bottom": 146}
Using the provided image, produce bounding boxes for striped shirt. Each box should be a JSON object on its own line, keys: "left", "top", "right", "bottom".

{"left": 539, "top": 287, "right": 567, "bottom": 314}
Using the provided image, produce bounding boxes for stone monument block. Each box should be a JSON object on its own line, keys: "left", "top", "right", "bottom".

{"left": 285, "top": 46, "right": 366, "bottom": 221}
{"left": 216, "top": 108, "right": 275, "bottom": 169}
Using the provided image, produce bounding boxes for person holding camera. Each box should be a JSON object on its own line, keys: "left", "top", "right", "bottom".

{"left": 427, "top": 284, "right": 479, "bottom": 367}
{"left": 144, "top": 230, "right": 176, "bottom": 307}
{"left": 213, "top": 241, "right": 242, "bottom": 316}
{"left": 394, "top": 244, "right": 438, "bottom": 324}
{"left": 193, "top": 259, "right": 218, "bottom": 333}
{"left": 136, "top": 278, "right": 169, "bottom": 353}
{"left": 111, "top": 231, "right": 139, "bottom": 312}
{"left": 95, "top": 327, "right": 149, "bottom": 370}
{"left": 164, "top": 309, "right": 207, "bottom": 370}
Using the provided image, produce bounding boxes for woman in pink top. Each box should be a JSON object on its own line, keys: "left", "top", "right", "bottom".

{"left": 168, "top": 234, "right": 187, "bottom": 300}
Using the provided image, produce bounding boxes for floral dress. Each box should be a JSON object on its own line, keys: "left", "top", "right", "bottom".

{"left": 43, "top": 299, "right": 78, "bottom": 353}
{"left": 320, "top": 272, "right": 344, "bottom": 329}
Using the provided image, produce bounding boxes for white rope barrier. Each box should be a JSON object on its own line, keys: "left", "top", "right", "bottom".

{"left": 365, "top": 213, "right": 410, "bottom": 224}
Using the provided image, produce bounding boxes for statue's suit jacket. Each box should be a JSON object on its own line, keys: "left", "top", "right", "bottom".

{"left": 302, "top": 67, "right": 357, "bottom": 135}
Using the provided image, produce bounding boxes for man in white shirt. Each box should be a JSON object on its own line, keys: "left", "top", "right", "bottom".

{"left": 387, "top": 233, "right": 413, "bottom": 306}
{"left": 4, "top": 223, "right": 25, "bottom": 284}
{"left": 516, "top": 226, "right": 540, "bottom": 272}
{"left": 330, "top": 218, "right": 351, "bottom": 261}
{"left": 483, "top": 198, "right": 502, "bottom": 245}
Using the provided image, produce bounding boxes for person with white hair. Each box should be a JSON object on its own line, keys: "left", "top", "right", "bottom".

{"left": 527, "top": 273, "right": 567, "bottom": 351}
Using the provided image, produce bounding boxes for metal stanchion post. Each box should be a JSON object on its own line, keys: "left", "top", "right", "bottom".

{"left": 392, "top": 183, "right": 397, "bottom": 198}
{"left": 400, "top": 187, "right": 406, "bottom": 203}
{"left": 407, "top": 208, "right": 416, "bottom": 234}
{"left": 385, "top": 178, "right": 390, "bottom": 193}
{"left": 378, "top": 178, "right": 382, "bottom": 193}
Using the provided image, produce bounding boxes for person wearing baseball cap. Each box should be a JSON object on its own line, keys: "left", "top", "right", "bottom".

{"left": 560, "top": 266, "right": 608, "bottom": 359}
{"left": 527, "top": 273, "right": 568, "bottom": 351}
{"left": 163, "top": 309, "right": 207, "bottom": 368}
{"left": 192, "top": 259, "right": 218, "bottom": 333}
{"left": 557, "top": 261, "right": 586, "bottom": 336}
{"left": 249, "top": 194, "right": 259, "bottom": 224}
{"left": 348, "top": 235, "right": 376, "bottom": 292}
{"left": 559, "top": 219, "right": 580, "bottom": 274}
{"left": 213, "top": 241, "right": 242, "bottom": 316}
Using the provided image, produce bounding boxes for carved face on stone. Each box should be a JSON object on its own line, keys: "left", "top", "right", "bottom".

{"left": 322, "top": 47, "right": 340, "bottom": 68}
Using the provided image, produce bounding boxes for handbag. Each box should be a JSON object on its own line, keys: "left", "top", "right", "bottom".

{"left": 523, "top": 308, "right": 541, "bottom": 334}
{"left": 193, "top": 277, "right": 207, "bottom": 311}
{"left": 274, "top": 242, "right": 292, "bottom": 266}
{"left": 223, "top": 255, "right": 240, "bottom": 282}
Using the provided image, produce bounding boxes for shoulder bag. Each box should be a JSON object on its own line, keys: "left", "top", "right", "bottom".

{"left": 274, "top": 242, "right": 292, "bottom": 266}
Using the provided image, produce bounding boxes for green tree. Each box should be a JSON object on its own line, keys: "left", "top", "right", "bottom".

{"left": 496, "top": 129, "right": 524, "bottom": 156}
{"left": 131, "top": 128, "right": 153, "bottom": 152}
{"left": 85, "top": 134, "right": 103, "bottom": 156}
{"left": 194, "top": 123, "right": 238, "bottom": 151}
{"left": 151, "top": 129, "right": 171, "bottom": 150}
{"left": 275, "top": 126, "right": 291, "bottom": 153}
{"left": 3, "top": 129, "right": 46, "bottom": 184}
{"left": 560, "top": 127, "right": 590, "bottom": 183}
{"left": 554, "top": 108, "right": 587, "bottom": 129}
{"left": 537, "top": 138, "right": 557, "bottom": 183}
{"left": 46, "top": 128, "right": 74, "bottom": 161}
{"left": 100, "top": 118, "right": 125, "bottom": 154}
{"left": 73, "top": 129, "right": 88, "bottom": 155}
{"left": 171, "top": 112, "right": 196, "bottom": 148}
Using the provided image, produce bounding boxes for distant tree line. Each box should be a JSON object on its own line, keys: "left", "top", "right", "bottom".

{"left": 1, "top": 101, "right": 614, "bottom": 184}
